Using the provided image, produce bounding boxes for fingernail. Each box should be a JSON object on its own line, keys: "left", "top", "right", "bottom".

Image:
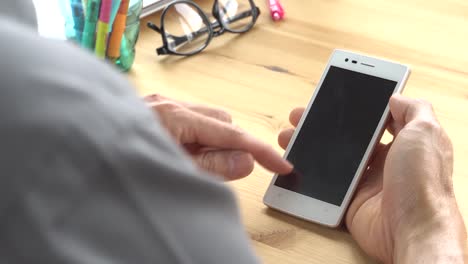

{"left": 229, "top": 152, "right": 242, "bottom": 176}
{"left": 229, "top": 151, "right": 253, "bottom": 178}
{"left": 144, "top": 94, "right": 160, "bottom": 102}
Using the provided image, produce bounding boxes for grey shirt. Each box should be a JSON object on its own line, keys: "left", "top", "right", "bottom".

{"left": 0, "top": 1, "right": 259, "bottom": 263}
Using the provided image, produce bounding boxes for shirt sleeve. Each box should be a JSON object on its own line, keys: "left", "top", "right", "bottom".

{"left": 0, "top": 18, "right": 260, "bottom": 264}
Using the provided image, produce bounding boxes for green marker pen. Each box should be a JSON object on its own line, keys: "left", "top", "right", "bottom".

{"left": 81, "top": 0, "right": 101, "bottom": 50}
{"left": 116, "top": 36, "right": 134, "bottom": 71}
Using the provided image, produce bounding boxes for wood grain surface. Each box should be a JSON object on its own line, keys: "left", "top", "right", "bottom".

{"left": 129, "top": 0, "right": 468, "bottom": 262}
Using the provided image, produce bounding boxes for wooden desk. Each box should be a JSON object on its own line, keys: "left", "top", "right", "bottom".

{"left": 130, "top": 0, "right": 468, "bottom": 263}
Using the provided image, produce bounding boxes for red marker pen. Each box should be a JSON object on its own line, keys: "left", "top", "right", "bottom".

{"left": 268, "top": 0, "right": 284, "bottom": 21}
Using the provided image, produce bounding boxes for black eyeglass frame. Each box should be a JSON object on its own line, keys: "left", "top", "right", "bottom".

{"left": 147, "top": 0, "right": 261, "bottom": 56}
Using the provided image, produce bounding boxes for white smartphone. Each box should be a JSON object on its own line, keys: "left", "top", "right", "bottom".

{"left": 263, "top": 49, "right": 410, "bottom": 227}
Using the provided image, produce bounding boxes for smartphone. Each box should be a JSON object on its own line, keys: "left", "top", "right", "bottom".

{"left": 263, "top": 49, "right": 410, "bottom": 227}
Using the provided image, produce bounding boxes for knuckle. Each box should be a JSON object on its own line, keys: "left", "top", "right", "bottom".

{"left": 412, "top": 118, "right": 441, "bottom": 131}
{"left": 200, "top": 152, "right": 217, "bottom": 172}
{"left": 145, "top": 93, "right": 163, "bottom": 102}
{"left": 439, "top": 127, "right": 453, "bottom": 155}
{"left": 154, "top": 101, "right": 182, "bottom": 113}
{"left": 217, "top": 110, "right": 232, "bottom": 123}
{"left": 230, "top": 125, "right": 246, "bottom": 138}
{"left": 415, "top": 99, "right": 435, "bottom": 112}
{"left": 444, "top": 137, "right": 454, "bottom": 162}
{"left": 154, "top": 102, "right": 192, "bottom": 142}
{"left": 421, "top": 99, "right": 432, "bottom": 107}
{"left": 422, "top": 100, "right": 434, "bottom": 110}
{"left": 201, "top": 107, "right": 232, "bottom": 123}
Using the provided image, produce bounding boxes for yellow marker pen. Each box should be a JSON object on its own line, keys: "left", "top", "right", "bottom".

{"left": 95, "top": 0, "right": 112, "bottom": 58}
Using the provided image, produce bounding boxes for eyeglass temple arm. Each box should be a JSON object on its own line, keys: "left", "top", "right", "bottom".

{"left": 147, "top": 21, "right": 188, "bottom": 54}
{"left": 147, "top": 22, "right": 162, "bottom": 33}
{"left": 147, "top": 22, "right": 175, "bottom": 54}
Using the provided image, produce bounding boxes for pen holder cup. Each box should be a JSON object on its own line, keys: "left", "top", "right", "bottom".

{"left": 56, "top": 0, "right": 143, "bottom": 72}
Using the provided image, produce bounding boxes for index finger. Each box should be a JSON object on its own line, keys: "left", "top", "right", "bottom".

{"left": 289, "top": 107, "right": 305, "bottom": 127}
{"left": 186, "top": 112, "right": 293, "bottom": 175}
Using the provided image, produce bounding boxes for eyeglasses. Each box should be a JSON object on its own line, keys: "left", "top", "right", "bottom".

{"left": 147, "top": 0, "right": 261, "bottom": 56}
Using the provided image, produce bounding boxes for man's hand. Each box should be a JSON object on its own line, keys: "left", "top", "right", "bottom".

{"left": 278, "top": 95, "right": 467, "bottom": 263}
{"left": 145, "top": 94, "right": 293, "bottom": 181}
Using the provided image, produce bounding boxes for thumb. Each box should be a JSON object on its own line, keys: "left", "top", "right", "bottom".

{"left": 389, "top": 94, "right": 437, "bottom": 135}
{"left": 193, "top": 150, "right": 255, "bottom": 180}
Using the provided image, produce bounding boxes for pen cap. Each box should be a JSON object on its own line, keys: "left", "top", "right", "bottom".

{"left": 119, "top": 0, "right": 131, "bottom": 14}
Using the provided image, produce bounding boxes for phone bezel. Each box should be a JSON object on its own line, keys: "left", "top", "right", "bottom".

{"left": 263, "top": 49, "right": 411, "bottom": 227}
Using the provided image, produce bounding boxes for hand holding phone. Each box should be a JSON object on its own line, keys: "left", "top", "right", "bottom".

{"left": 266, "top": 50, "right": 467, "bottom": 263}
{"left": 276, "top": 95, "right": 467, "bottom": 264}
{"left": 264, "top": 49, "right": 411, "bottom": 226}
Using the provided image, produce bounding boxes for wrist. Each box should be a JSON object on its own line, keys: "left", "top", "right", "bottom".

{"left": 394, "top": 197, "right": 467, "bottom": 264}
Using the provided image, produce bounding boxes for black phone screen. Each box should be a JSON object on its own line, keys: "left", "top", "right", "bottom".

{"left": 274, "top": 66, "right": 397, "bottom": 206}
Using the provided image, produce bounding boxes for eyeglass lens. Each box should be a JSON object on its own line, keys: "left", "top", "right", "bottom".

{"left": 163, "top": 0, "right": 256, "bottom": 55}
{"left": 164, "top": 3, "right": 211, "bottom": 54}
{"left": 217, "top": 0, "right": 255, "bottom": 32}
